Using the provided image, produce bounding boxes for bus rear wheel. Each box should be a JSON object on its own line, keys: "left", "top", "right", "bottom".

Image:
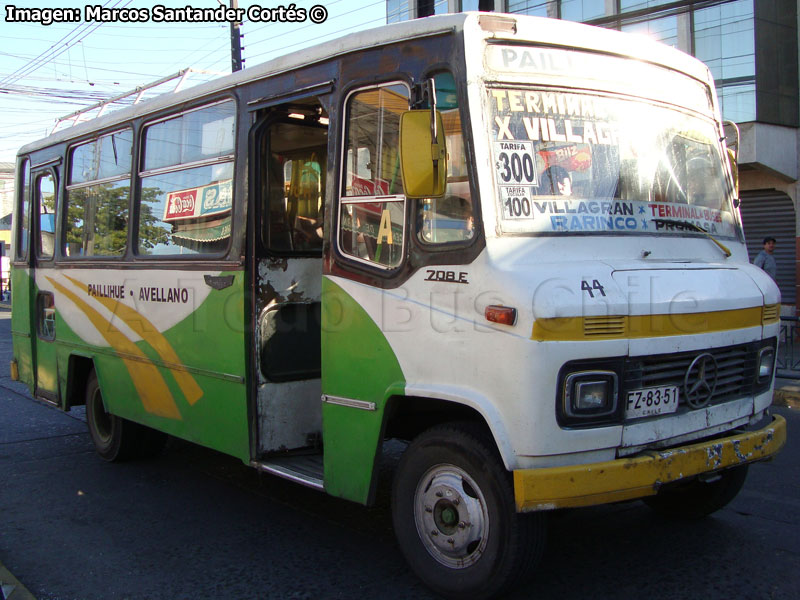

{"left": 643, "top": 464, "right": 749, "bottom": 519}
{"left": 85, "top": 371, "right": 167, "bottom": 461}
{"left": 391, "top": 422, "right": 545, "bottom": 600}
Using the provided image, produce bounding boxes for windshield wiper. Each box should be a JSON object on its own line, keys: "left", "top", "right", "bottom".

{"left": 652, "top": 219, "right": 732, "bottom": 258}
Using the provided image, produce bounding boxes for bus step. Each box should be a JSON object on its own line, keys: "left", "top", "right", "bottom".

{"left": 252, "top": 453, "right": 324, "bottom": 491}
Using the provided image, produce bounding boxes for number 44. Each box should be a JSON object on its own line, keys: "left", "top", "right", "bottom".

{"left": 581, "top": 280, "right": 606, "bottom": 298}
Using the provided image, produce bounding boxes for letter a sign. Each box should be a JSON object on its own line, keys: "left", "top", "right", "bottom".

{"left": 378, "top": 209, "right": 394, "bottom": 244}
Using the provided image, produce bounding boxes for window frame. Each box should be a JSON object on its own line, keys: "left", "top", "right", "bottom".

{"left": 337, "top": 81, "right": 411, "bottom": 272}
{"left": 413, "top": 68, "right": 480, "bottom": 249}
{"left": 33, "top": 167, "right": 58, "bottom": 263}
{"left": 140, "top": 99, "right": 236, "bottom": 171}
{"left": 63, "top": 127, "right": 133, "bottom": 260}
{"left": 36, "top": 291, "right": 56, "bottom": 341}
{"left": 134, "top": 97, "right": 237, "bottom": 260}
{"left": 14, "top": 158, "right": 30, "bottom": 263}
{"left": 257, "top": 114, "right": 329, "bottom": 258}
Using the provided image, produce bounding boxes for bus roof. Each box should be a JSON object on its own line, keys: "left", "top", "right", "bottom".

{"left": 18, "top": 12, "right": 711, "bottom": 157}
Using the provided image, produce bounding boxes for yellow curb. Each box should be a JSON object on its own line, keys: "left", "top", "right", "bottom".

{"left": 0, "top": 562, "right": 36, "bottom": 600}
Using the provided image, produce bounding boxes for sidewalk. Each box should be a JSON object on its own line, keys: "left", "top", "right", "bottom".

{"left": 774, "top": 377, "right": 800, "bottom": 409}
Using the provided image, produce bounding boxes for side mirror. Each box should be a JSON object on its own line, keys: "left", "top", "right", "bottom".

{"left": 399, "top": 109, "right": 447, "bottom": 198}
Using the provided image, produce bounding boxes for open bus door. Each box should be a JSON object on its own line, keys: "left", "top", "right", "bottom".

{"left": 250, "top": 98, "right": 329, "bottom": 468}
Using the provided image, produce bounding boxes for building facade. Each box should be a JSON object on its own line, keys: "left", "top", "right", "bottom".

{"left": 387, "top": 0, "right": 800, "bottom": 308}
{"left": 0, "top": 162, "right": 15, "bottom": 259}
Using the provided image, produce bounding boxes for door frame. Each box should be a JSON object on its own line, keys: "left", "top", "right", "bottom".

{"left": 30, "top": 165, "right": 60, "bottom": 402}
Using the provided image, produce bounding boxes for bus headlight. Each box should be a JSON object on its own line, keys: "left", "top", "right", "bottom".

{"left": 556, "top": 359, "right": 625, "bottom": 428}
{"left": 563, "top": 371, "right": 618, "bottom": 418}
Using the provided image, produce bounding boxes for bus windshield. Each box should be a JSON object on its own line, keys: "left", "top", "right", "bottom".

{"left": 488, "top": 87, "right": 738, "bottom": 238}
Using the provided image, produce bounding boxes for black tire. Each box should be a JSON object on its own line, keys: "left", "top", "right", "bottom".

{"left": 85, "top": 371, "right": 166, "bottom": 461}
{"left": 391, "top": 422, "right": 546, "bottom": 600}
{"left": 643, "top": 465, "right": 749, "bottom": 519}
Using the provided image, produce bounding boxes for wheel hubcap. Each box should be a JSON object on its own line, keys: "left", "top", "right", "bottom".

{"left": 414, "top": 464, "right": 489, "bottom": 569}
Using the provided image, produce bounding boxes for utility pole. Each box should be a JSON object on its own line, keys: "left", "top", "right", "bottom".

{"left": 229, "top": 0, "right": 243, "bottom": 72}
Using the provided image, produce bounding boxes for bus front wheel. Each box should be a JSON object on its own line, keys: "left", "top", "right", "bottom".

{"left": 391, "top": 422, "right": 545, "bottom": 600}
{"left": 85, "top": 371, "right": 167, "bottom": 461}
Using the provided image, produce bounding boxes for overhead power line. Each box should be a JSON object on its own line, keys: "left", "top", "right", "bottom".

{"left": 0, "top": 0, "right": 131, "bottom": 89}
{"left": 0, "top": 1, "right": 389, "bottom": 160}
{"left": 0, "top": 83, "right": 118, "bottom": 104}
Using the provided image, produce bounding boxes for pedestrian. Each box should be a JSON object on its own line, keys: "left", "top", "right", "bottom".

{"left": 753, "top": 236, "right": 777, "bottom": 280}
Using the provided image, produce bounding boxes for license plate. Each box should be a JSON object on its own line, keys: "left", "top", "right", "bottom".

{"left": 626, "top": 385, "right": 679, "bottom": 419}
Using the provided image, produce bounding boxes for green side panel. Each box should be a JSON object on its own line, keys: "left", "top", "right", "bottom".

{"left": 10, "top": 267, "right": 34, "bottom": 392}
{"left": 321, "top": 277, "right": 405, "bottom": 504}
{"left": 48, "top": 270, "right": 250, "bottom": 463}
{"left": 35, "top": 334, "right": 58, "bottom": 394}
{"left": 141, "top": 271, "right": 249, "bottom": 461}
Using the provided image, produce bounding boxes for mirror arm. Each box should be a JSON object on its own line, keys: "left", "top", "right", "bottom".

{"left": 723, "top": 120, "right": 740, "bottom": 161}
{"left": 427, "top": 79, "right": 437, "bottom": 142}
{"left": 427, "top": 78, "right": 441, "bottom": 182}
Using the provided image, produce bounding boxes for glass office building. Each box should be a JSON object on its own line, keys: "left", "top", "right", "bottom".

{"left": 387, "top": 0, "right": 800, "bottom": 307}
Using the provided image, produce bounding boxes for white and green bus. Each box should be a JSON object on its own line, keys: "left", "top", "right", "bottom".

{"left": 11, "top": 13, "right": 786, "bottom": 599}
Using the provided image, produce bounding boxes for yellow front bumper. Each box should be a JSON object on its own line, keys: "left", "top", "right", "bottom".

{"left": 514, "top": 415, "right": 786, "bottom": 512}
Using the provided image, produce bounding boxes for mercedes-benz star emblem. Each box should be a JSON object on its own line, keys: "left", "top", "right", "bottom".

{"left": 684, "top": 352, "right": 719, "bottom": 409}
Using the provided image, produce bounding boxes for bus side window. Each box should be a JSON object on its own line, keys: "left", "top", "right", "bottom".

{"left": 65, "top": 129, "right": 132, "bottom": 257}
{"left": 35, "top": 172, "right": 57, "bottom": 260}
{"left": 37, "top": 292, "right": 56, "bottom": 340}
{"left": 15, "top": 159, "right": 30, "bottom": 260}
{"left": 416, "top": 71, "right": 475, "bottom": 245}
{"left": 137, "top": 101, "right": 235, "bottom": 257}
{"left": 339, "top": 83, "right": 409, "bottom": 268}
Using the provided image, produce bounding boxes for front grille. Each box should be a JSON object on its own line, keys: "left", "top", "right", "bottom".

{"left": 624, "top": 342, "right": 762, "bottom": 409}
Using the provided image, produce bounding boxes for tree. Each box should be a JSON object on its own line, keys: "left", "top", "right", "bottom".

{"left": 64, "top": 184, "right": 168, "bottom": 256}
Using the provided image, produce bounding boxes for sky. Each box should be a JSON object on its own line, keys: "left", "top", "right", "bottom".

{"left": 0, "top": 0, "right": 388, "bottom": 162}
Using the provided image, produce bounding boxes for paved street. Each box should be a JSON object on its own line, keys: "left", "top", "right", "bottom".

{"left": 1, "top": 306, "right": 799, "bottom": 599}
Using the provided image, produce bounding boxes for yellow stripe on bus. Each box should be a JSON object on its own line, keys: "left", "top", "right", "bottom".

{"left": 532, "top": 306, "right": 766, "bottom": 341}
{"left": 47, "top": 277, "right": 182, "bottom": 420}
{"left": 63, "top": 275, "right": 203, "bottom": 406}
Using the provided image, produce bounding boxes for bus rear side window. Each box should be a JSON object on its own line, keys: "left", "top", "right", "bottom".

{"left": 138, "top": 100, "right": 235, "bottom": 256}
{"left": 35, "top": 172, "right": 56, "bottom": 260}
{"left": 65, "top": 129, "right": 132, "bottom": 257}
{"left": 16, "top": 159, "right": 30, "bottom": 260}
